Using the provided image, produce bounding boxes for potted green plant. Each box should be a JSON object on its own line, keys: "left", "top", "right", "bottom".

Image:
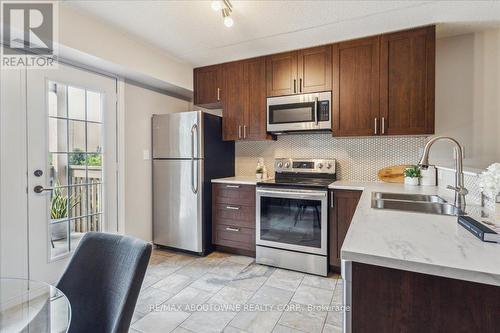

{"left": 404, "top": 166, "right": 421, "bottom": 186}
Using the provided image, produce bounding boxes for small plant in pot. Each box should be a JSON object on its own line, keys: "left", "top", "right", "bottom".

{"left": 404, "top": 166, "right": 421, "bottom": 186}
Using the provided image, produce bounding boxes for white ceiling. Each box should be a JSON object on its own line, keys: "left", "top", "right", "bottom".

{"left": 65, "top": 1, "right": 500, "bottom": 67}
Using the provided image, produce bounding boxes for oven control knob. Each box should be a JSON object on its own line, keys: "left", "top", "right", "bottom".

{"left": 326, "top": 163, "right": 332, "bottom": 169}
{"left": 277, "top": 162, "right": 283, "bottom": 168}
{"left": 284, "top": 162, "right": 291, "bottom": 168}
{"left": 317, "top": 163, "right": 323, "bottom": 169}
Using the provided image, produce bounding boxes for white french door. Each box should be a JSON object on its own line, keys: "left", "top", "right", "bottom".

{"left": 26, "top": 63, "right": 117, "bottom": 283}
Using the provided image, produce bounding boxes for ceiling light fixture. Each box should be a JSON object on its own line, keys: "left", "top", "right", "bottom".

{"left": 212, "top": 0, "right": 234, "bottom": 28}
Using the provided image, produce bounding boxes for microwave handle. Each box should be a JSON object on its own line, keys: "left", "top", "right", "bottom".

{"left": 314, "top": 97, "right": 319, "bottom": 125}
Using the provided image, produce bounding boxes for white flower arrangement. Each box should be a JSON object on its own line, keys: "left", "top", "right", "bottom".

{"left": 479, "top": 163, "right": 500, "bottom": 200}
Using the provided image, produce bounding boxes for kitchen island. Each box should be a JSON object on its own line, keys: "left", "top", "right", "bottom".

{"left": 330, "top": 181, "right": 500, "bottom": 333}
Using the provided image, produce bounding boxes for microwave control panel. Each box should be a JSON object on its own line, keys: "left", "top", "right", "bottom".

{"left": 318, "top": 100, "right": 330, "bottom": 121}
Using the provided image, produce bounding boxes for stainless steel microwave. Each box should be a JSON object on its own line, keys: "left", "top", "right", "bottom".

{"left": 266, "top": 91, "right": 331, "bottom": 133}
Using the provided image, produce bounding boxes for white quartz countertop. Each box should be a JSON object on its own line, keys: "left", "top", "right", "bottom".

{"left": 330, "top": 181, "right": 500, "bottom": 287}
{"left": 211, "top": 176, "right": 260, "bottom": 185}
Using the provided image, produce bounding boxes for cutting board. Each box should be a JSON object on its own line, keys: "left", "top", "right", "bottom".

{"left": 378, "top": 165, "right": 412, "bottom": 183}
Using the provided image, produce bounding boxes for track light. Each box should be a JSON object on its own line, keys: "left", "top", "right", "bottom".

{"left": 213, "top": 0, "right": 234, "bottom": 28}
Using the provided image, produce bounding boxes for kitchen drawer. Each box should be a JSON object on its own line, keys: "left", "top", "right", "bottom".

{"left": 213, "top": 224, "right": 255, "bottom": 251}
{"left": 213, "top": 184, "right": 256, "bottom": 206}
{"left": 213, "top": 204, "right": 255, "bottom": 227}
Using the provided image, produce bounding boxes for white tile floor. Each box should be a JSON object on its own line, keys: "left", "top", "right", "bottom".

{"left": 130, "top": 249, "right": 344, "bottom": 333}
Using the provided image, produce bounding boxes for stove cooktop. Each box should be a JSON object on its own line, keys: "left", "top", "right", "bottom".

{"left": 257, "top": 176, "right": 336, "bottom": 189}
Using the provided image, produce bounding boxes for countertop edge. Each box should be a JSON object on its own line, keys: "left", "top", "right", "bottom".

{"left": 211, "top": 177, "right": 258, "bottom": 185}
{"left": 342, "top": 250, "right": 500, "bottom": 287}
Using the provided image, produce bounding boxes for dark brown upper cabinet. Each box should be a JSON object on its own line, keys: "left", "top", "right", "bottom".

{"left": 332, "top": 36, "right": 380, "bottom": 136}
{"left": 266, "top": 51, "right": 297, "bottom": 97}
{"left": 380, "top": 26, "right": 435, "bottom": 135}
{"left": 221, "top": 61, "right": 244, "bottom": 141}
{"left": 266, "top": 45, "right": 332, "bottom": 97}
{"left": 298, "top": 45, "right": 332, "bottom": 94}
{"left": 193, "top": 26, "right": 435, "bottom": 139}
{"left": 193, "top": 65, "right": 222, "bottom": 108}
{"left": 222, "top": 57, "right": 272, "bottom": 141}
{"left": 243, "top": 57, "right": 269, "bottom": 141}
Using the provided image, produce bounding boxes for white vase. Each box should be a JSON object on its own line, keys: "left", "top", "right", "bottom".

{"left": 404, "top": 177, "right": 419, "bottom": 186}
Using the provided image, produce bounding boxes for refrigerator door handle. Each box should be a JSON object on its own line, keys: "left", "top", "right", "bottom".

{"left": 191, "top": 123, "right": 199, "bottom": 194}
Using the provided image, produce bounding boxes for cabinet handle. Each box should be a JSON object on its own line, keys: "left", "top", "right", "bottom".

{"left": 226, "top": 205, "right": 240, "bottom": 210}
{"left": 374, "top": 117, "right": 378, "bottom": 135}
{"left": 293, "top": 79, "right": 297, "bottom": 93}
{"left": 217, "top": 88, "right": 220, "bottom": 101}
{"left": 381, "top": 117, "right": 385, "bottom": 135}
{"left": 243, "top": 125, "right": 247, "bottom": 139}
{"left": 330, "top": 191, "right": 334, "bottom": 208}
{"left": 238, "top": 125, "right": 242, "bottom": 139}
{"left": 225, "top": 227, "right": 240, "bottom": 232}
{"left": 299, "top": 78, "right": 302, "bottom": 93}
{"left": 226, "top": 185, "right": 240, "bottom": 188}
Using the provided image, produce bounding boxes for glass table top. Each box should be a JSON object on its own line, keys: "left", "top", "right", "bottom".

{"left": 0, "top": 278, "right": 71, "bottom": 333}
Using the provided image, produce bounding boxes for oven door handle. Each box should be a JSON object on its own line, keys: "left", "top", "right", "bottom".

{"left": 256, "top": 189, "right": 326, "bottom": 198}
{"left": 314, "top": 97, "right": 319, "bottom": 125}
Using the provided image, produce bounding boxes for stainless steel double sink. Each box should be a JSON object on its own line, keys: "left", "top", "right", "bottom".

{"left": 371, "top": 192, "right": 465, "bottom": 216}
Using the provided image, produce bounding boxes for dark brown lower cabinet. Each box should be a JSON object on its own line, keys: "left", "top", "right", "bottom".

{"left": 212, "top": 183, "right": 256, "bottom": 256}
{"left": 351, "top": 262, "right": 500, "bottom": 332}
{"left": 329, "top": 190, "right": 362, "bottom": 269}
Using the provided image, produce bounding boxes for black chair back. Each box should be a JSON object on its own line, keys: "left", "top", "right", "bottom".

{"left": 57, "top": 232, "right": 152, "bottom": 333}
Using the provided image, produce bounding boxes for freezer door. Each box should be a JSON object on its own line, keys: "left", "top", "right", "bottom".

{"left": 153, "top": 159, "right": 203, "bottom": 252}
{"left": 152, "top": 111, "right": 204, "bottom": 159}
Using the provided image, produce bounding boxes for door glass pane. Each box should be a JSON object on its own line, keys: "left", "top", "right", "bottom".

{"left": 86, "top": 91, "right": 102, "bottom": 122}
{"left": 87, "top": 122, "right": 102, "bottom": 153}
{"left": 48, "top": 153, "right": 68, "bottom": 187}
{"left": 47, "top": 81, "right": 106, "bottom": 259}
{"left": 67, "top": 86, "right": 85, "bottom": 120}
{"left": 68, "top": 120, "right": 86, "bottom": 152}
{"left": 50, "top": 220, "right": 69, "bottom": 258}
{"left": 48, "top": 118, "right": 67, "bottom": 152}
{"left": 260, "top": 197, "right": 322, "bottom": 248}
{"left": 68, "top": 184, "right": 87, "bottom": 218}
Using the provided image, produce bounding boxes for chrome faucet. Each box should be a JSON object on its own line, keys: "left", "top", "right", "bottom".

{"left": 418, "top": 136, "right": 468, "bottom": 211}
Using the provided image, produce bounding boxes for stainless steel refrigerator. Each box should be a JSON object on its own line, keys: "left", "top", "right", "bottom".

{"left": 152, "top": 111, "right": 235, "bottom": 255}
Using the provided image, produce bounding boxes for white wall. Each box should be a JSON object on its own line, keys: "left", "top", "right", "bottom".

{"left": 432, "top": 28, "right": 500, "bottom": 169}
{"left": 123, "top": 83, "right": 191, "bottom": 241}
{"left": 59, "top": 4, "right": 193, "bottom": 93}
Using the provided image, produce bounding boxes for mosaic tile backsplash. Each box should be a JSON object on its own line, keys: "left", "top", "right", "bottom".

{"left": 236, "top": 134, "right": 428, "bottom": 181}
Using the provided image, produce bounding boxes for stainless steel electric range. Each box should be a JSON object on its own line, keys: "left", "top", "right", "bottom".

{"left": 256, "top": 158, "right": 336, "bottom": 276}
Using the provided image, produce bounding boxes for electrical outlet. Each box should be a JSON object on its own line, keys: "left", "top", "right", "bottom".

{"left": 143, "top": 149, "right": 150, "bottom": 160}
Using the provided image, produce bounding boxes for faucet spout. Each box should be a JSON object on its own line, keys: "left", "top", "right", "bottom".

{"left": 418, "top": 136, "right": 468, "bottom": 211}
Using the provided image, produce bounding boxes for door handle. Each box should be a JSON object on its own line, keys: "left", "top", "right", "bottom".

{"left": 299, "top": 78, "right": 302, "bottom": 93}
{"left": 381, "top": 117, "right": 385, "bottom": 135}
{"left": 226, "top": 185, "right": 240, "bottom": 188}
{"left": 217, "top": 88, "right": 220, "bottom": 101}
{"left": 243, "top": 125, "right": 247, "bottom": 139}
{"left": 314, "top": 97, "right": 319, "bottom": 125}
{"left": 293, "top": 79, "right": 297, "bottom": 93}
{"left": 330, "top": 191, "right": 334, "bottom": 208}
{"left": 226, "top": 206, "right": 240, "bottom": 210}
{"left": 238, "top": 125, "right": 242, "bottom": 139}
{"left": 225, "top": 227, "right": 240, "bottom": 232}
{"left": 34, "top": 185, "right": 53, "bottom": 194}
{"left": 374, "top": 117, "right": 378, "bottom": 135}
{"left": 191, "top": 123, "right": 199, "bottom": 194}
